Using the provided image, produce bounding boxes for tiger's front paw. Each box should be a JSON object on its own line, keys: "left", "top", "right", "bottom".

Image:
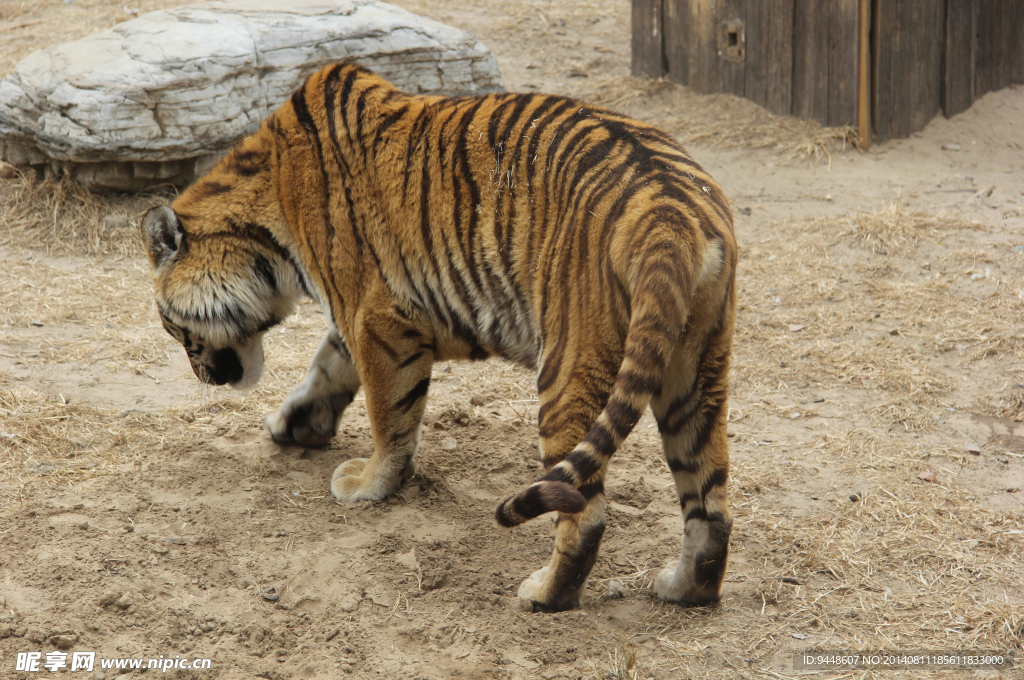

{"left": 653, "top": 560, "right": 721, "bottom": 607}
{"left": 517, "top": 567, "right": 581, "bottom": 613}
{"left": 264, "top": 390, "right": 352, "bottom": 447}
{"left": 328, "top": 458, "right": 405, "bottom": 502}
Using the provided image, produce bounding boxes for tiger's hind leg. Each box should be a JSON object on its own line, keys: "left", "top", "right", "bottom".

{"left": 330, "top": 304, "right": 434, "bottom": 502}
{"left": 649, "top": 313, "right": 734, "bottom": 606}
{"left": 516, "top": 366, "right": 612, "bottom": 613}
{"left": 264, "top": 330, "right": 362, "bottom": 447}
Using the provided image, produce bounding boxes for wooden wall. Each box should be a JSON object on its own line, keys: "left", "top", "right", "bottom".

{"left": 944, "top": 0, "right": 1024, "bottom": 118}
{"left": 632, "top": 0, "right": 1024, "bottom": 143}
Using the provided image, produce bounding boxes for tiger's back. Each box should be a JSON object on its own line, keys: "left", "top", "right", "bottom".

{"left": 144, "top": 62, "right": 737, "bottom": 613}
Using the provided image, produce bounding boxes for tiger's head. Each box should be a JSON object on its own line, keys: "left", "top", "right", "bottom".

{"left": 141, "top": 204, "right": 301, "bottom": 391}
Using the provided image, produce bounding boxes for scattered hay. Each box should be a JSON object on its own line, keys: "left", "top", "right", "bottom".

{"left": 999, "top": 386, "right": 1024, "bottom": 422}
{"left": 0, "top": 173, "right": 170, "bottom": 257}
{"left": 583, "top": 76, "right": 858, "bottom": 161}
{"left": 0, "top": 382, "right": 184, "bottom": 512}
{"left": 734, "top": 200, "right": 1022, "bottom": 431}
{"left": 586, "top": 635, "right": 647, "bottom": 680}
{"left": 830, "top": 198, "right": 980, "bottom": 255}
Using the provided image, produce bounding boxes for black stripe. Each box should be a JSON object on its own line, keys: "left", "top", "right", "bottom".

{"left": 668, "top": 457, "right": 700, "bottom": 474}
{"left": 290, "top": 79, "right": 344, "bottom": 321}
{"left": 192, "top": 180, "right": 233, "bottom": 197}
{"left": 252, "top": 254, "right": 277, "bottom": 293}
{"left": 616, "top": 370, "right": 660, "bottom": 395}
{"left": 585, "top": 423, "right": 616, "bottom": 458}
{"left": 399, "top": 351, "right": 424, "bottom": 368}
{"left": 395, "top": 377, "right": 430, "bottom": 413}
{"left": 338, "top": 66, "right": 361, "bottom": 150}
{"left": 604, "top": 398, "right": 641, "bottom": 440}
{"left": 700, "top": 467, "right": 729, "bottom": 498}
{"left": 364, "top": 326, "right": 398, "bottom": 361}
{"left": 566, "top": 451, "right": 601, "bottom": 486}
{"left": 578, "top": 478, "right": 604, "bottom": 501}
{"left": 542, "top": 466, "right": 575, "bottom": 485}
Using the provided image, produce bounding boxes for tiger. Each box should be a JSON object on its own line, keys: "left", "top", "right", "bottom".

{"left": 142, "top": 61, "right": 737, "bottom": 613}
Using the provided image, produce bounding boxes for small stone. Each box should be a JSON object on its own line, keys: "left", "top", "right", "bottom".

{"left": 25, "top": 628, "right": 46, "bottom": 643}
{"left": 0, "top": 161, "right": 16, "bottom": 179}
{"left": 942, "top": 143, "right": 961, "bottom": 151}
{"left": 607, "top": 579, "right": 626, "bottom": 599}
{"left": 369, "top": 592, "right": 393, "bottom": 607}
{"left": 260, "top": 586, "right": 279, "bottom": 602}
{"left": 30, "top": 320, "right": 44, "bottom": 327}
{"left": 470, "top": 395, "right": 486, "bottom": 406}
{"left": 917, "top": 470, "right": 938, "bottom": 483}
{"left": 180, "top": 410, "right": 195, "bottom": 423}
{"left": 421, "top": 573, "right": 447, "bottom": 591}
{"left": 440, "top": 437, "right": 458, "bottom": 452}
{"left": 238, "top": 579, "right": 255, "bottom": 590}
{"left": 0, "top": 624, "right": 10, "bottom": 638}
{"left": 339, "top": 593, "right": 361, "bottom": 612}
{"left": 965, "top": 444, "right": 981, "bottom": 455}
{"left": 49, "top": 633, "right": 78, "bottom": 649}
{"left": 849, "top": 492, "right": 862, "bottom": 502}
{"left": 114, "top": 593, "right": 133, "bottom": 610}
{"left": 98, "top": 591, "right": 120, "bottom": 607}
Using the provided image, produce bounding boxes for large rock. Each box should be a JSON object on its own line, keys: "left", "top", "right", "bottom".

{"left": 0, "top": 0, "right": 502, "bottom": 192}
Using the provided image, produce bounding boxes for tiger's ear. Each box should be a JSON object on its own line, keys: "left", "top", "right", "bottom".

{"left": 142, "top": 205, "right": 185, "bottom": 267}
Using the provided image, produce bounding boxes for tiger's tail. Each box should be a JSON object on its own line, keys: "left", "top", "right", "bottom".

{"left": 495, "top": 228, "right": 711, "bottom": 527}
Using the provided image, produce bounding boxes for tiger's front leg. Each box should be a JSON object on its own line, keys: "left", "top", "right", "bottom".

{"left": 330, "top": 308, "right": 434, "bottom": 502}
{"left": 264, "top": 330, "right": 362, "bottom": 447}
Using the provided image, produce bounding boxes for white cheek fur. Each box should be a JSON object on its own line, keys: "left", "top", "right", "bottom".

{"left": 230, "top": 333, "right": 266, "bottom": 391}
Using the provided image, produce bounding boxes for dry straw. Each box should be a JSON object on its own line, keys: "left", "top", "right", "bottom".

{"left": 0, "top": 171, "right": 169, "bottom": 257}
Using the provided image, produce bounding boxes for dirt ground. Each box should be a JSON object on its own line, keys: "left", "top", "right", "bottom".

{"left": 2, "top": 1, "right": 1023, "bottom": 679}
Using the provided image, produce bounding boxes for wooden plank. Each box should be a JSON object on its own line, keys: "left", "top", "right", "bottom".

{"left": 857, "top": 0, "right": 870, "bottom": 147}
{"left": 766, "top": 0, "right": 795, "bottom": 116}
{"left": 686, "top": 0, "right": 720, "bottom": 94}
{"left": 792, "top": 0, "right": 830, "bottom": 123}
{"left": 990, "top": 0, "right": 1007, "bottom": 90}
{"left": 828, "top": 0, "right": 860, "bottom": 127}
{"left": 991, "top": 0, "right": 1020, "bottom": 90}
{"left": 631, "top": 0, "right": 664, "bottom": 78}
{"left": 1015, "top": 0, "right": 1024, "bottom": 84}
{"left": 688, "top": 0, "right": 720, "bottom": 93}
{"left": 974, "top": 0, "right": 993, "bottom": 98}
{"left": 744, "top": 0, "right": 769, "bottom": 108}
{"left": 944, "top": 0, "right": 975, "bottom": 117}
{"left": 662, "top": 0, "right": 690, "bottom": 86}
{"left": 872, "top": 0, "right": 896, "bottom": 141}
{"left": 716, "top": 0, "right": 746, "bottom": 97}
{"left": 909, "top": 0, "right": 944, "bottom": 133}
{"left": 891, "top": 0, "right": 917, "bottom": 139}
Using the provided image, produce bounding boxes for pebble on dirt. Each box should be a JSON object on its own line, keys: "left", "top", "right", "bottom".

{"left": 98, "top": 592, "right": 120, "bottom": 607}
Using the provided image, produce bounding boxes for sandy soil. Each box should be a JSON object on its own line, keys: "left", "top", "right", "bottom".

{"left": 1, "top": 1, "right": 1023, "bottom": 679}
